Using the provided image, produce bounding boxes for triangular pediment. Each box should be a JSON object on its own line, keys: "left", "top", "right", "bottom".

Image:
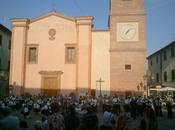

{"left": 30, "top": 11, "right": 75, "bottom": 23}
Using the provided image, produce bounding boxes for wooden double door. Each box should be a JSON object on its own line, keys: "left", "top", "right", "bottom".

{"left": 42, "top": 77, "right": 60, "bottom": 96}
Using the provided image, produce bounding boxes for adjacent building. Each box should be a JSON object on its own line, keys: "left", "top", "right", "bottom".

{"left": 10, "top": 0, "right": 146, "bottom": 96}
{"left": 147, "top": 41, "right": 175, "bottom": 90}
{"left": 0, "top": 24, "right": 11, "bottom": 97}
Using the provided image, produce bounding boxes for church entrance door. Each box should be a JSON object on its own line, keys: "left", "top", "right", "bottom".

{"left": 43, "top": 77, "right": 59, "bottom": 96}
{"left": 39, "top": 71, "right": 63, "bottom": 97}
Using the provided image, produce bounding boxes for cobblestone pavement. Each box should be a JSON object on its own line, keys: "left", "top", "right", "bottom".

{"left": 11, "top": 110, "right": 175, "bottom": 130}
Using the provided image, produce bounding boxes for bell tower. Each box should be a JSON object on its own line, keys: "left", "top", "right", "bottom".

{"left": 109, "top": 0, "right": 146, "bottom": 96}
{"left": 110, "top": 0, "right": 144, "bottom": 15}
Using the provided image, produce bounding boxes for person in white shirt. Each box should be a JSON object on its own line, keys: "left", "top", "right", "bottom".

{"left": 124, "top": 97, "right": 131, "bottom": 119}
{"left": 112, "top": 96, "right": 121, "bottom": 115}
{"left": 91, "top": 97, "right": 98, "bottom": 112}
{"left": 22, "top": 105, "right": 29, "bottom": 118}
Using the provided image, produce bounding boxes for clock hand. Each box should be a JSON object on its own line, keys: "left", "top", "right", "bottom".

{"left": 125, "top": 28, "right": 132, "bottom": 35}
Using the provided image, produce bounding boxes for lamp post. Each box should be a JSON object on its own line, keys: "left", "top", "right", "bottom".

{"left": 143, "top": 71, "right": 155, "bottom": 97}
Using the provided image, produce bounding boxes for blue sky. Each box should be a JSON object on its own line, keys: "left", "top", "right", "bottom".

{"left": 0, "top": 0, "right": 175, "bottom": 56}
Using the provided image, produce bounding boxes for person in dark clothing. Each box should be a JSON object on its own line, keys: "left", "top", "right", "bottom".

{"left": 148, "top": 107, "right": 157, "bottom": 130}
{"left": 78, "top": 105, "right": 98, "bottom": 130}
{"left": 19, "top": 120, "right": 28, "bottom": 130}
{"left": 116, "top": 115, "right": 126, "bottom": 130}
{"left": 65, "top": 105, "right": 80, "bottom": 130}
{"left": 154, "top": 97, "right": 162, "bottom": 117}
{"left": 84, "top": 109, "right": 98, "bottom": 130}
{"left": 100, "top": 125, "right": 112, "bottom": 130}
{"left": 0, "top": 107, "right": 19, "bottom": 130}
{"left": 166, "top": 101, "right": 173, "bottom": 118}
{"left": 135, "top": 119, "right": 147, "bottom": 130}
{"left": 130, "top": 98, "right": 137, "bottom": 120}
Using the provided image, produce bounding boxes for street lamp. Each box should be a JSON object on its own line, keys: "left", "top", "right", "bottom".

{"left": 143, "top": 70, "right": 155, "bottom": 97}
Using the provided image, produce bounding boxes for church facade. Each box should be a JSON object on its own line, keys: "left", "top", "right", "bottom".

{"left": 10, "top": 0, "right": 146, "bottom": 96}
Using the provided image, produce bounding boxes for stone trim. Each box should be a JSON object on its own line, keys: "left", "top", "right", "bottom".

{"left": 39, "top": 71, "right": 63, "bottom": 75}
{"left": 110, "top": 11, "right": 146, "bottom": 16}
{"left": 76, "top": 22, "right": 92, "bottom": 26}
{"left": 65, "top": 44, "right": 77, "bottom": 64}
{"left": 30, "top": 11, "right": 75, "bottom": 23}
{"left": 39, "top": 71, "right": 62, "bottom": 96}
{"left": 11, "top": 19, "right": 30, "bottom": 22}
{"left": 9, "top": 28, "right": 15, "bottom": 85}
{"left": 88, "top": 25, "right": 92, "bottom": 94}
{"left": 92, "top": 29, "right": 109, "bottom": 32}
{"left": 75, "top": 16, "right": 94, "bottom": 20}
{"left": 12, "top": 25, "right": 29, "bottom": 28}
{"left": 109, "top": 48, "right": 146, "bottom": 52}
{"left": 26, "top": 44, "right": 39, "bottom": 64}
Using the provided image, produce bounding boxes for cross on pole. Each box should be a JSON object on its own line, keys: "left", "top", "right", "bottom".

{"left": 96, "top": 77, "right": 105, "bottom": 97}
{"left": 51, "top": 0, "right": 56, "bottom": 12}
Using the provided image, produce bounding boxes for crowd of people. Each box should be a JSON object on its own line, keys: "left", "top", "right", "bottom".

{"left": 0, "top": 94, "right": 174, "bottom": 130}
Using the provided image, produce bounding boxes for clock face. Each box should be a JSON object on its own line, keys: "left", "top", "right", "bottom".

{"left": 120, "top": 24, "right": 136, "bottom": 40}
{"left": 117, "top": 22, "right": 139, "bottom": 42}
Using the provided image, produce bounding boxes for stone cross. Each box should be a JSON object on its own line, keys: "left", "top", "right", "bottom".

{"left": 96, "top": 77, "right": 105, "bottom": 96}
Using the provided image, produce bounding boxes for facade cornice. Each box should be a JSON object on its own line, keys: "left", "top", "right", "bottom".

{"left": 39, "top": 71, "right": 63, "bottom": 75}
{"left": 109, "top": 48, "right": 146, "bottom": 52}
{"left": 11, "top": 18, "right": 30, "bottom": 28}
{"left": 27, "top": 44, "right": 39, "bottom": 46}
{"left": 92, "top": 29, "right": 109, "bottom": 32}
{"left": 75, "top": 16, "right": 94, "bottom": 20}
{"left": 75, "top": 16, "right": 94, "bottom": 26}
{"left": 76, "top": 23, "right": 92, "bottom": 26}
{"left": 30, "top": 11, "right": 75, "bottom": 23}
{"left": 65, "top": 43, "right": 77, "bottom": 46}
{"left": 11, "top": 18, "right": 30, "bottom": 22}
{"left": 110, "top": 11, "right": 146, "bottom": 16}
{"left": 12, "top": 25, "right": 29, "bottom": 28}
